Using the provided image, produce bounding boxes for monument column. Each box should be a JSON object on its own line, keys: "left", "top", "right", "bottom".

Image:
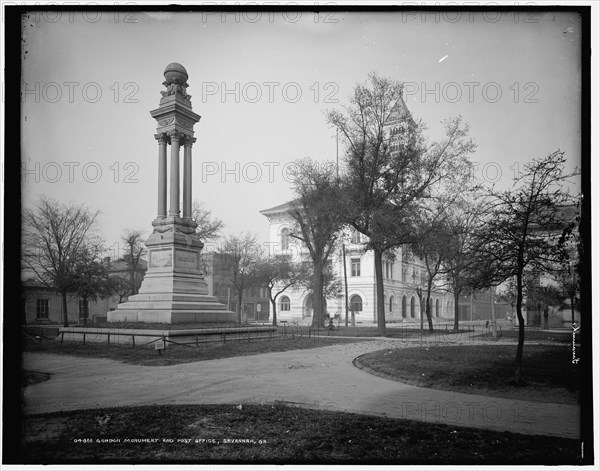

{"left": 156, "top": 133, "right": 167, "bottom": 218}
{"left": 108, "top": 62, "right": 236, "bottom": 324}
{"left": 183, "top": 137, "right": 196, "bottom": 219}
{"left": 169, "top": 131, "right": 181, "bottom": 217}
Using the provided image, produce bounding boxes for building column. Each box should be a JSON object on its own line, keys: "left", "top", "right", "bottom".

{"left": 169, "top": 131, "right": 181, "bottom": 217}
{"left": 156, "top": 133, "right": 167, "bottom": 218}
{"left": 183, "top": 137, "right": 196, "bottom": 219}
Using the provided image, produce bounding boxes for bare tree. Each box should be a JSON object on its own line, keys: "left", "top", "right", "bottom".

{"left": 22, "top": 197, "right": 100, "bottom": 327}
{"left": 191, "top": 200, "right": 225, "bottom": 243}
{"left": 217, "top": 232, "right": 262, "bottom": 323}
{"left": 70, "top": 244, "right": 112, "bottom": 326}
{"left": 477, "top": 150, "right": 579, "bottom": 384}
{"left": 287, "top": 158, "right": 345, "bottom": 328}
{"left": 121, "top": 230, "right": 147, "bottom": 296}
{"left": 410, "top": 191, "right": 463, "bottom": 332}
{"left": 442, "top": 197, "right": 489, "bottom": 332}
{"left": 255, "top": 254, "right": 306, "bottom": 326}
{"left": 109, "top": 276, "right": 131, "bottom": 304}
{"left": 329, "top": 72, "right": 475, "bottom": 336}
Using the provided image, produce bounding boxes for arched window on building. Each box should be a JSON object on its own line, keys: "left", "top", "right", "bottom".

{"left": 279, "top": 296, "right": 290, "bottom": 311}
{"left": 435, "top": 298, "right": 440, "bottom": 317}
{"left": 410, "top": 296, "right": 415, "bottom": 318}
{"left": 280, "top": 227, "right": 290, "bottom": 250}
{"left": 350, "top": 294, "right": 363, "bottom": 312}
{"left": 402, "top": 295, "right": 407, "bottom": 318}
{"left": 389, "top": 295, "right": 394, "bottom": 314}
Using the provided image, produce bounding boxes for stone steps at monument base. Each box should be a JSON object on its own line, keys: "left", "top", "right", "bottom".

{"left": 107, "top": 309, "right": 237, "bottom": 324}
{"left": 124, "top": 293, "right": 226, "bottom": 304}
{"left": 114, "top": 301, "right": 230, "bottom": 311}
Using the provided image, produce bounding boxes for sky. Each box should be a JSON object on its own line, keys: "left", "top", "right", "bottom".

{"left": 19, "top": 6, "right": 586, "bottom": 259}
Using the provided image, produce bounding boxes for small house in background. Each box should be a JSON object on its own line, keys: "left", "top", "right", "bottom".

{"left": 21, "top": 257, "right": 147, "bottom": 326}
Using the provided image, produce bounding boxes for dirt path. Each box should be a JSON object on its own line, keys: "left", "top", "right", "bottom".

{"left": 23, "top": 339, "right": 580, "bottom": 439}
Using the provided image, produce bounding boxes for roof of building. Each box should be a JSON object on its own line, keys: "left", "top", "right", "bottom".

{"left": 259, "top": 200, "right": 296, "bottom": 216}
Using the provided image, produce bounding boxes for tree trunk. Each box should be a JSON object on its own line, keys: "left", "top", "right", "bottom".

{"left": 426, "top": 279, "right": 434, "bottom": 333}
{"left": 342, "top": 243, "right": 349, "bottom": 328}
{"left": 490, "top": 289, "right": 497, "bottom": 339}
{"left": 543, "top": 307, "right": 549, "bottom": 330}
{"left": 453, "top": 290, "right": 460, "bottom": 331}
{"left": 419, "top": 293, "right": 424, "bottom": 331}
{"left": 373, "top": 248, "right": 386, "bottom": 337}
{"left": 237, "top": 292, "right": 243, "bottom": 324}
{"left": 130, "top": 269, "right": 136, "bottom": 296}
{"left": 311, "top": 261, "right": 325, "bottom": 328}
{"left": 514, "top": 267, "right": 525, "bottom": 385}
{"left": 469, "top": 293, "right": 473, "bottom": 321}
{"left": 269, "top": 288, "right": 277, "bottom": 326}
{"left": 415, "top": 287, "right": 423, "bottom": 331}
{"left": 61, "top": 291, "right": 69, "bottom": 327}
{"left": 570, "top": 294, "right": 575, "bottom": 326}
{"left": 83, "top": 296, "right": 88, "bottom": 327}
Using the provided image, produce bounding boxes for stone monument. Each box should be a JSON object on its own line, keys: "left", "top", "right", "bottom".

{"left": 108, "top": 63, "right": 236, "bottom": 324}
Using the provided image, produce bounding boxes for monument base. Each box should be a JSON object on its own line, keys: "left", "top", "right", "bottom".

{"left": 107, "top": 216, "right": 237, "bottom": 325}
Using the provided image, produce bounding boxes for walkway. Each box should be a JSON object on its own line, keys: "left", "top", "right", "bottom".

{"left": 22, "top": 338, "right": 580, "bottom": 440}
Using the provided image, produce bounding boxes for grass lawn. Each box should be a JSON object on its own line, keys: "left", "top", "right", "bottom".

{"left": 20, "top": 403, "right": 580, "bottom": 465}
{"left": 24, "top": 336, "right": 368, "bottom": 367}
{"left": 476, "top": 327, "right": 579, "bottom": 343}
{"left": 355, "top": 344, "right": 580, "bottom": 404}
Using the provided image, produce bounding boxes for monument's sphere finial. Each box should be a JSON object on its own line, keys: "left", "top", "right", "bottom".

{"left": 164, "top": 63, "right": 189, "bottom": 85}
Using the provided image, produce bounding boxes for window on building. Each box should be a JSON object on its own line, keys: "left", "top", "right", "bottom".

{"left": 78, "top": 299, "right": 89, "bottom": 319}
{"left": 402, "top": 268, "right": 407, "bottom": 283}
{"left": 350, "top": 294, "right": 363, "bottom": 312}
{"left": 280, "top": 296, "right": 290, "bottom": 311}
{"left": 402, "top": 295, "right": 407, "bottom": 318}
{"left": 36, "top": 299, "right": 49, "bottom": 319}
{"left": 435, "top": 298, "right": 440, "bottom": 317}
{"left": 385, "top": 261, "right": 394, "bottom": 279}
{"left": 351, "top": 258, "right": 361, "bottom": 277}
{"left": 351, "top": 229, "right": 362, "bottom": 244}
{"left": 280, "top": 228, "right": 289, "bottom": 250}
{"left": 410, "top": 296, "right": 415, "bottom": 318}
{"left": 389, "top": 295, "right": 394, "bottom": 313}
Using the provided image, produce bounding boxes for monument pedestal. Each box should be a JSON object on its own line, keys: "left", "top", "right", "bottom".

{"left": 108, "top": 217, "right": 236, "bottom": 324}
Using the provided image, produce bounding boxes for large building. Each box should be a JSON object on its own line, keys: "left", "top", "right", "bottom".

{"left": 259, "top": 92, "right": 455, "bottom": 324}
{"left": 260, "top": 201, "right": 454, "bottom": 324}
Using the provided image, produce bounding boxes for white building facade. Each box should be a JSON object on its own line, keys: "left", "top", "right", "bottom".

{"left": 260, "top": 202, "right": 454, "bottom": 324}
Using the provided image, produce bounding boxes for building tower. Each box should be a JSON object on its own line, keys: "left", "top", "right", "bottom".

{"left": 108, "top": 63, "right": 236, "bottom": 324}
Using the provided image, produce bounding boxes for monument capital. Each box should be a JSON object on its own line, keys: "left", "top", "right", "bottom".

{"left": 161, "top": 62, "right": 191, "bottom": 100}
